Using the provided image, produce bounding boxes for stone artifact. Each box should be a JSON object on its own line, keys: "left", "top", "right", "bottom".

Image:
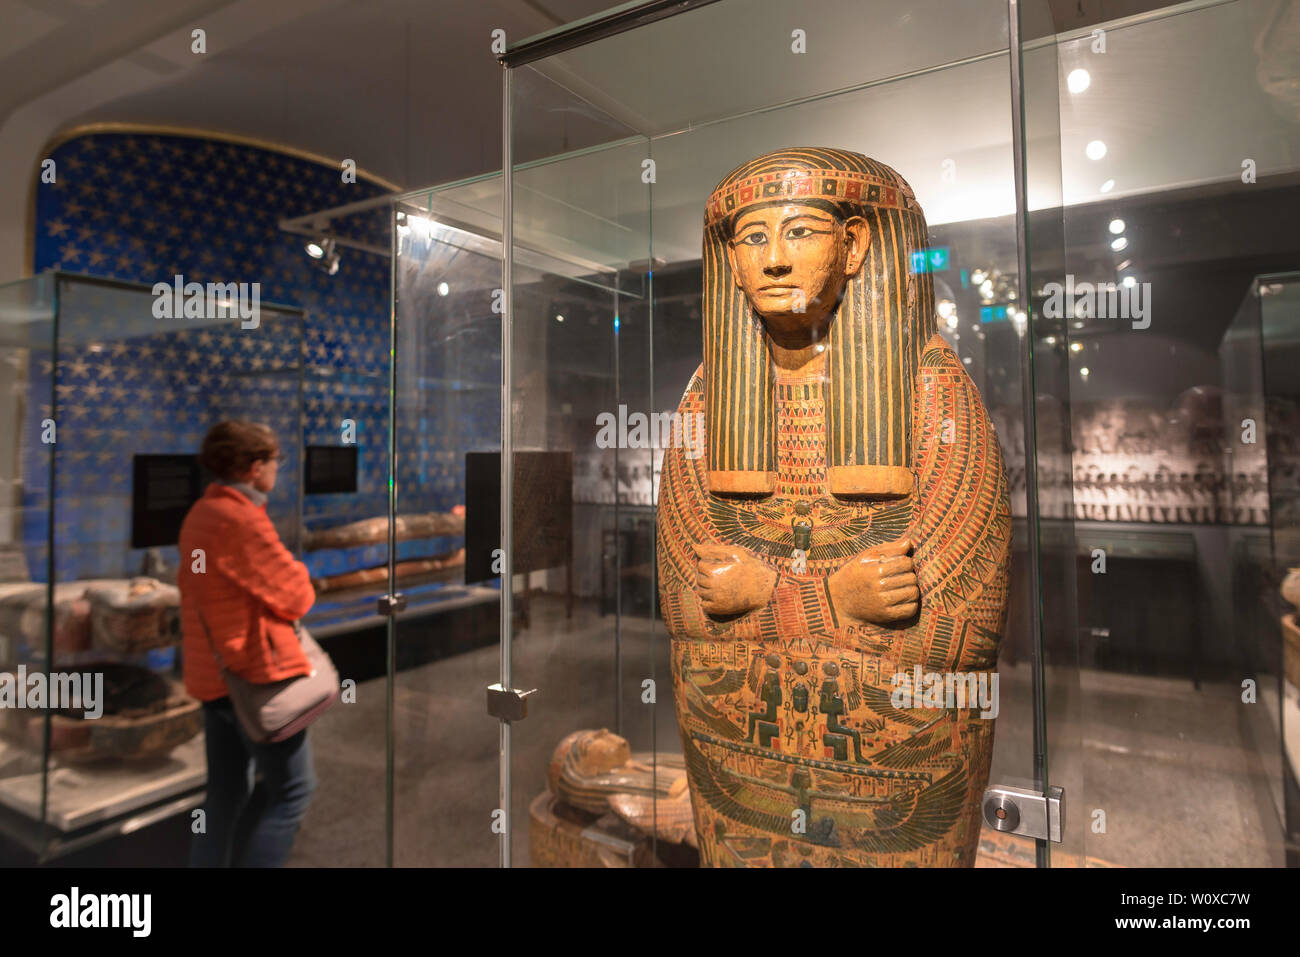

{"left": 85, "top": 577, "right": 180, "bottom": 655}
{"left": 547, "top": 728, "right": 697, "bottom": 847}
{"left": 656, "top": 148, "right": 1012, "bottom": 867}
{"left": 0, "top": 578, "right": 179, "bottom": 661}
{"left": 2, "top": 662, "right": 199, "bottom": 759}
{"left": 530, "top": 729, "right": 698, "bottom": 867}
{"left": 1282, "top": 567, "right": 1300, "bottom": 613}
{"left": 1283, "top": 569, "right": 1300, "bottom": 692}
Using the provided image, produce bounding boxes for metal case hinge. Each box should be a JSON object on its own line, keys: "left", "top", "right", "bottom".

{"left": 486, "top": 683, "right": 537, "bottom": 722}
{"left": 982, "top": 784, "right": 1065, "bottom": 843}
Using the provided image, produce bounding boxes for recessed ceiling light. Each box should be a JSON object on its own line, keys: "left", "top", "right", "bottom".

{"left": 1099, "top": 179, "right": 1115, "bottom": 193}
{"left": 437, "top": 282, "right": 449, "bottom": 296}
{"left": 1086, "top": 140, "right": 1107, "bottom": 161}
{"left": 1108, "top": 218, "right": 1125, "bottom": 234}
{"left": 1111, "top": 236, "right": 1128, "bottom": 251}
{"left": 1067, "top": 69, "right": 1091, "bottom": 94}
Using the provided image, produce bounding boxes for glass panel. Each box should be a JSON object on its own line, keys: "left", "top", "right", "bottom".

{"left": 387, "top": 185, "right": 506, "bottom": 866}
{"left": 509, "top": 0, "right": 1046, "bottom": 868}
{"left": 508, "top": 91, "right": 656, "bottom": 865}
{"left": 1040, "top": 0, "right": 1298, "bottom": 866}
{"left": 1259, "top": 278, "right": 1300, "bottom": 867}
{"left": 0, "top": 274, "right": 56, "bottom": 857}
{"left": 1016, "top": 0, "right": 1085, "bottom": 867}
{"left": 516, "top": 0, "right": 1012, "bottom": 142}
{"left": 0, "top": 273, "right": 309, "bottom": 860}
{"left": 1224, "top": 274, "right": 1300, "bottom": 866}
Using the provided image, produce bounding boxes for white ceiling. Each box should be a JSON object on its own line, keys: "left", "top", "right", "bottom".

{"left": 2, "top": 0, "right": 1296, "bottom": 280}
{"left": 419, "top": 0, "right": 1300, "bottom": 270}
{"left": 0, "top": 0, "right": 614, "bottom": 279}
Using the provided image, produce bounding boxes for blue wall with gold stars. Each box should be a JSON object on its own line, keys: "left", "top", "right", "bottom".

{"left": 27, "top": 131, "right": 471, "bottom": 586}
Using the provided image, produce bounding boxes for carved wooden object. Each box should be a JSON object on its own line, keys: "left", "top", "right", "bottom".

{"left": 657, "top": 148, "right": 1012, "bottom": 867}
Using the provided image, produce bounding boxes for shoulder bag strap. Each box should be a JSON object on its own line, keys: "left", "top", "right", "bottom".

{"left": 193, "top": 601, "right": 227, "bottom": 670}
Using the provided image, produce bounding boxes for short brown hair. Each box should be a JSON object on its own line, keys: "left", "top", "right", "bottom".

{"left": 199, "top": 420, "right": 279, "bottom": 481}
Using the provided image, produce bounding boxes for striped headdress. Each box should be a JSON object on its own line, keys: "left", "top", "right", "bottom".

{"left": 702, "top": 147, "right": 937, "bottom": 497}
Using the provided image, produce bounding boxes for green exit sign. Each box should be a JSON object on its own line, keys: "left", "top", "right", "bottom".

{"left": 910, "top": 247, "right": 950, "bottom": 273}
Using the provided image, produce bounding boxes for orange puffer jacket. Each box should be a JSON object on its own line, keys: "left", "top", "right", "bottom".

{"left": 178, "top": 483, "right": 315, "bottom": 702}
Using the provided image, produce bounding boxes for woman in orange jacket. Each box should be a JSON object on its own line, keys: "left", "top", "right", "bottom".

{"left": 179, "top": 420, "right": 317, "bottom": 867}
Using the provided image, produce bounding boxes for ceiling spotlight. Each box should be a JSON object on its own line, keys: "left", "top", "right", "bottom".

{"left": 1122, "top": 275, "right": 1137, "bottom": 288}
{"left": 1111, "top": 236, "right": 1128, "bottom": 251}
{"left": 1085, "top": 140, "right": 1107, "bottom": 161}
{"left": 437, "top": 282, "right": 449, "bottom": 296}
{"left": 1108, "top": 218, "right": 1125, "bottom": 234}
{"left": 1070, "top": 341, "right": 1083, "bottom": 353}
{"left": 307, "top": 236, "right": 339, "bottom": 275}
{"left": 555, "top": 314, "right": 565, "bottom": 323}
{"left": 1099, "top": 179, "right": 1115, "bottom": 193}
{"left": 1079, "top": 366, "right": 1090, "bottom": 379}
{"left": 1066, "top": 69, "right": 1091, "bottom": 94}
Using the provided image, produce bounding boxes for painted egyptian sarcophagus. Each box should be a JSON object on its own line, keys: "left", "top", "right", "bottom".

{"left": 656, "top": 148, "right": 1012, "bottom": 867}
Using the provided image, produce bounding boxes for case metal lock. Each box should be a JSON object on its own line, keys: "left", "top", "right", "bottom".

{"left": 982, "top": 784, "right": 1065, "bottom": 843}
{"left": 486, "top": 684, "right": 538, "bottom": 722}
{"left": 376, "top": 593, "right": 408, "bottom": 616}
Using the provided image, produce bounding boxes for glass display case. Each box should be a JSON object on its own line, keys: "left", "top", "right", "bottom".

{"left": 494, "top": 0, "right": 1060, "bottom": 868}
{"left": 1222, "top": 273, "right": 1300, "bottom": 861}
{"left": 476, "top": 0, "right": 1299, "bottom": 867}
{"left": 387, "top": 170, "right": 663, "bottom": 864}
{"left": 0, "top": 271, "right": 304, "bottom": 859}
{"left": 1044, "top": 0, "right": 1298, "bottom": 867}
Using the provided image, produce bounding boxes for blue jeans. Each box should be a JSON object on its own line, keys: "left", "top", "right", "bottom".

{"left": 190, "top": 697, "right": 317, "bottom": 867}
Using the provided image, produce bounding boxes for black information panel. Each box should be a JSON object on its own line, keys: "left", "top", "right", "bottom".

{"left": 465, "top": 451, "right": 572, "bottom": 584}
{"left": 131, "top": 454, "right": 201, "bottom": 548}
{"left": 305, "top": 445, "right": 358, "bottom": 495}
